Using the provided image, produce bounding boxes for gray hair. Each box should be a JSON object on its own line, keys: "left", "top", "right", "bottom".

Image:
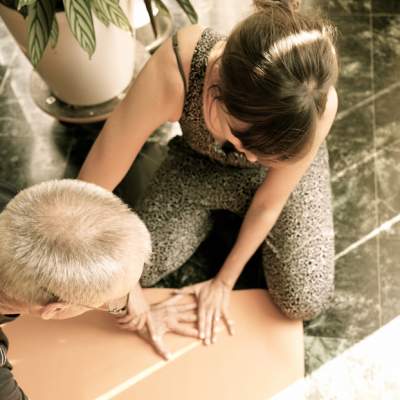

{"left": 0, "top": 179, "right": 151, "bottom": 306}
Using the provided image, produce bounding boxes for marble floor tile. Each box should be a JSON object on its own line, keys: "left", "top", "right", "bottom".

{"left": 305, "top": 237, "right": 380, "bottom": 341}
{"left": 374, "top": 85, "right": 400, "bottom": 149}
{"left": 372, "top": 16, "right": 400, "bottom": 92}
{"left": 328, "top": 106, "right": 374, "bottom": 176}
{"left": 328, "top": 0, "right": 371, "bottom": 15}
{"left": 372, "top": 0, "right": 400, "bottom": 14}
{"left": 379, "top": 239, "right": 400, "bottom": 325}
{"left": 0, "top": 19, "right": 19, "bottom": 67}
{"left": 0, "top": 122, "right": 73, "bottom": 189}
{"left": 299, "top": 0, "right": 371, "bottom": 16}
{"left": 0, "top": 76, "right": 30, "bottom": 136}
{"left": 304, "top": 335, "right": 355, "bottom": 375}
{"left": 373, "top": 77, "right": 400, "bottom": 237}
{"left": 0, "top": 77, "right": 71, "bottom": 188}
{"left": 331, "top": 16, "right": 373, "bottom": 112}
{"left": 0, "top": 65, "right": 8, "bottom": 88}
{"left": 375, "top": 141, "right": 400, "bottom": 228}
{"left": 0, "top": 134, "right": 31, "bottom": 189}
{"left": 331, "top": 156, "right": 377, "bottom": 252}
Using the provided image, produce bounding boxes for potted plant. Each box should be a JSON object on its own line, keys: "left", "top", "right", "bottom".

{"left": 0, "top": 0, "right": 197, "bottom": 106}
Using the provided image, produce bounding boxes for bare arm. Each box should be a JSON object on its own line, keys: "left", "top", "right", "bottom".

{"left": 77, "top": 37, "right": 185, "bottom": 190}
{"left": 217, "top": 87, "right": 339, "bottom": 288}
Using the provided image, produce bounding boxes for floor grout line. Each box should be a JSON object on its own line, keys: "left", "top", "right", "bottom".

{"left": 0, "top": 66, "right": 11, "bottom": 96}
{"left": 335, "top": 80, "right": 400, "bottom": 122}
{"left": 335, "top": 213, "right": 400, "bottom": 260}
{"left": 369, "top": 13, "right": 383, "bottom": 329}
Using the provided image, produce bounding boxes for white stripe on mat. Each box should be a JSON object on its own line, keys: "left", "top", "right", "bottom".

{"left": 95, "top": 341, "right": 200, "bottom": 400}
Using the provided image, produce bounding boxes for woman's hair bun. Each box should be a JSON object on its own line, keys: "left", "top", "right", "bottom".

{"left": 253, "top": 0, "right": 301, "bottom": 13}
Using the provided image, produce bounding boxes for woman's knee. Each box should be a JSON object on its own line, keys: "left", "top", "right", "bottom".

{"left": 270, "top": 281, "right": 334, "bottom": 321}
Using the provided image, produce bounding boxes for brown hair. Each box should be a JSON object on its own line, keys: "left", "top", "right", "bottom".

{"left": 212, "top": 0, "right": 338, "bottom": 162}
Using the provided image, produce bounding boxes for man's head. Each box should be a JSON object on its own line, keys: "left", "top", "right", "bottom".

{"left": 0, "top": 179, "right": 151, "bottom": 320}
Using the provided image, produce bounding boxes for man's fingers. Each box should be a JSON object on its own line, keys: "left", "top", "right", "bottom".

{"left": 175, "top": 302, "right": 197, "bottom": 312}
{"left": 151, "top": 335, "right": 171, "bottom": 361}
{"left": 204, "top": 311, "right": 214, "bottom": 345}
{"left": 145, "top": 313, "right": 158, "bottom": 340}
{"left": 177, "top": 312, "right": 198, "bottom": 323}
{"left": 145, "top": 317, "right": 171, "bottom": 360}
{"left": 212, "top": 311, "right": 221, "bottom": 343}
{"left": 116, "top": 313, "right": 135, "bottom": 324}
{"left": 171, "top": 323, "right": 199, "bottom": 338}
{"left": 223, "top": 313, "right": 235, "bottom": 335}
{"left": 117, "top": 315, "right": 143, "bottom": 330}
{"left": 198, "top": 306, "right": 206, "bottom": 340}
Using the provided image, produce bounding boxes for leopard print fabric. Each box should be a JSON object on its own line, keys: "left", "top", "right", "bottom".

{"left": 136, "top": 28, "right": 335, "bottom": 320}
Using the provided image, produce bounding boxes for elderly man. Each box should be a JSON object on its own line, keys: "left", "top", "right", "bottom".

{"left": 0, "top": 180, "right": 196, "bottom": 400}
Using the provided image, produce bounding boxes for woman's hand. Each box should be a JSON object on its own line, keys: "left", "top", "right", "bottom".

{"left": 174, "top": 279, "right": 235, "bottom": 345}
{"left": 115, "top": 286, "right": 199, "bottom": 360}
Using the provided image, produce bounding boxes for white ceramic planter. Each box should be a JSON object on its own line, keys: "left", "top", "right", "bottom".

{"left": 0, "top": 0, "right": 136, "bottom": 106}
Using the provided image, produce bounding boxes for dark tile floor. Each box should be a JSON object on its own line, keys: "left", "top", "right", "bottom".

{"left": 0, "top": 0, "right": 399, "bottom": 375}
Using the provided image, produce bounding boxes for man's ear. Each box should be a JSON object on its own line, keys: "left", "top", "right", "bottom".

{"left": 39, "top": 302, "right": 68, "bottom": 320}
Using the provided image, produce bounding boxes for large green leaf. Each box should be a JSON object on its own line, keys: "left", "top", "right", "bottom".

{"left": 175, "top": 0, "right": 198, "bottom": 24}
{"left": 63, "top": 0, "right": 96, "bottom": 57}
{"left": 91, "top": 0, "right": 110, "bottom": 27}
{"left": 27, "top": 0, "right": 55, "bottom": 66}
{"left": 92, "top": 0, "right": 132, "bottom": 33}
{"left": 17, "top": 0, "right": 36, "bottom": 10}
{"left": 49, "top": 16, "right": 59, "bottom": 48}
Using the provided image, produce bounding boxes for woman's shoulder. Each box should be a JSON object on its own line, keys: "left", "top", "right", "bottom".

{"left": 174, "top": 24, "right": 207, "bottom": 61}
{"left": 150, "top": 24, "right": 208, "bottom": 121}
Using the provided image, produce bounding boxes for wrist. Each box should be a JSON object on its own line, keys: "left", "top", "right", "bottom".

{"left": 215, "top": 274, "right": 235, "bottom": 290}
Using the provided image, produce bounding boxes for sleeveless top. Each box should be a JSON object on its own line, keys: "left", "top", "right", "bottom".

{"left": 173, "top": 28, "right": 260, "bottom": 169}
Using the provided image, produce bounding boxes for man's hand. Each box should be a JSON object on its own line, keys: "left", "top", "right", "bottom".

{"left": 115, "top": 286, "right": 199, "bottom": 360}
{"left": 174, "top": 279, "right": 235, "bottom": 346}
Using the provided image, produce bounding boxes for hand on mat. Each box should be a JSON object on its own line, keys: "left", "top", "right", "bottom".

{"left": 116, "top": 292, "right": 199, "bottom": 360}
{"left": 174, "top": 279, "right": 235, "bottom": 346}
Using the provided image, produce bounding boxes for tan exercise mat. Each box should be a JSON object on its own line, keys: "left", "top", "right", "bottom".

{"left": 4, "top": 289, "right": 304, "bottom": 400}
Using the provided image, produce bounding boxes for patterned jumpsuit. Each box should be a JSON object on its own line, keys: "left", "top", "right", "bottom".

{"left": 136, "top": 28, "right": 335, "bottom": 320}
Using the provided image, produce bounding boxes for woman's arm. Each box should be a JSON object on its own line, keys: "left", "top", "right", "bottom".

{"left": 217, "top": 87, "right": 339, "bottom": 289}
{"left": 77, "top": 36, "right": 185, "bottom": 190}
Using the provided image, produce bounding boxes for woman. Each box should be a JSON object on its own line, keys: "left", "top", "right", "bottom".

{"left": 79, "top": 0, "right": 338, "bottom": 356}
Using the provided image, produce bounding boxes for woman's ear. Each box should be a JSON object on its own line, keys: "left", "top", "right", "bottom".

{"left": 39, "top": 302, "right": 69, "bottom": 320}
